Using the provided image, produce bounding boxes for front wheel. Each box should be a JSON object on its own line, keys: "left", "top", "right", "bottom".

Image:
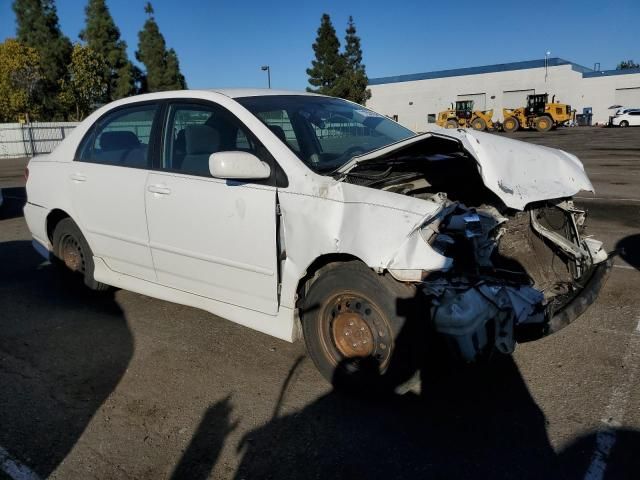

{"left": 52, "top": 218, "right": 109, "bottom": 291}
{"left": 503, "top": 116, "right": 519, "bottom": 133}
{"left": 620, "top": 120, "right": 629, "bottom": 127}
{"left": 471, "top": 117, "right": 487, "bottom": 131}
{"left": 301, "top": 262, "right": 422, "bottom": 391}
{"left": 535, "top": 116, "right": 553, "bottom": 132}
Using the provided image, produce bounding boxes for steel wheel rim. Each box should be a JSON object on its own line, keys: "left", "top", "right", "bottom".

{"left": 60, "top": 234, "right": 85, "bottom": 273}
{"left": 319, "top": 292, "right": 393, "bottom": 371}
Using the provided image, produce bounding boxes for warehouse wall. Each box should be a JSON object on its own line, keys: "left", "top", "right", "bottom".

{"left": 368, "top": 65, "right": 640, "bottom": 131}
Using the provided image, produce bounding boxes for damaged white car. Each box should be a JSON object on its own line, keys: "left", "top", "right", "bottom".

{"left": 24, "top": 90, "right": 611, "bottom": 389}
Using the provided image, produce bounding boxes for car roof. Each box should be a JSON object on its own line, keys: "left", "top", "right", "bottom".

{"left": 205, "top": 88, "right": 324, "bottom": 98}
{"left": 90, "top": 88, "right": 330, "bottom": 115}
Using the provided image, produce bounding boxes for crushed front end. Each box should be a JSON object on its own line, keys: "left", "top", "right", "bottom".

{"left": 336, "top": 130, "right": 611, "bottom": 362}
{"left": 422, "top": 199, "right": 611, "bottom": 362}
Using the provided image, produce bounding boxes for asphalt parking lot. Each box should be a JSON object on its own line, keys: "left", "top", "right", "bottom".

{"left": 1, "top": 127, "right": 639, "bottom": 479}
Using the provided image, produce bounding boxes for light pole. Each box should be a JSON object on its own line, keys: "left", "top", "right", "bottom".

{"left": 544, "top": 51, "right": 551, "bottom": 82}
{"left": 261, "top": 65, "right": 271, "bottom": 88}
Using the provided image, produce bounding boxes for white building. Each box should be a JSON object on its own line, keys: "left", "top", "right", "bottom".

{"left": 367, "top": 58, "right": 640, "bottom": 131}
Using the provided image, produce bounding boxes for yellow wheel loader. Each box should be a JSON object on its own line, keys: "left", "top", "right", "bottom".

{"left": 502, "top": 94, "right": 574, "bottom": 133}
{"left": 436, "top": 100, "right": 494, "bottom": 131}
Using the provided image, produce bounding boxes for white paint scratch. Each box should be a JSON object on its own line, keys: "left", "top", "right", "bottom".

{"left": 0, "top": 446, "right": 42, "bottom": 480}
{"left": 583, "top": 333, "right": 640, "bottom": 480}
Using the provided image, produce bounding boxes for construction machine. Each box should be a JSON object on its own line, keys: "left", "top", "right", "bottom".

{"left": 502, "top": 94, "right": 574, "bottom": 133}
{"left": 436, "top": 100, "right": 494, "bottom": 131}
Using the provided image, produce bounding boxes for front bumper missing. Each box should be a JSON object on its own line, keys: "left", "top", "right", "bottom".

{"left": 546, "top": 257, "right": 613, "bottom": 335}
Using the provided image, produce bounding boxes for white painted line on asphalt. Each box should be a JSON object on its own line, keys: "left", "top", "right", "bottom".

{"left": 636, "top": 317, "right": 640, "bottom": 335}
{"left": 575, "top": 196, "right": 640, "bottom": 203}
{"left": 0, "top": 446, "right": 42, "bottom": 480}
{"left": 583, "top": 334, "right": 640, "bottom": 480}
{"left": 613, "top": 264, "right": 636, "bottom": 271}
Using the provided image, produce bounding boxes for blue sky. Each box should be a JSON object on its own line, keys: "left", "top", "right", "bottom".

{"left": 1, "top": 0, "right": 638, "bottom": 90}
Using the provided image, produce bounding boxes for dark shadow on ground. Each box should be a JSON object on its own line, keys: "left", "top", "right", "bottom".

{"left": 616, "top": 234, "right": 640, "bottom": 270}
{"left": 0, "top": 240, "right": 133, "bottom": 477}
{"left": 228, "top": 356, "right": 640, "bottom": 480}
{"left": 232, "top": 355, "right": 560, "bottom": 480}
{"left": 170, "top": 396, "right": 237, "bottom": 480}
{"left": 0, "top": 187, "right": 26, "bottom": 220}
{"left": 227, "top": 281, "right": 639, "bottom": 479}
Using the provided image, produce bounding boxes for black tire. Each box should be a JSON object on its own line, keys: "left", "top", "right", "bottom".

{"left": 52, "top": 218, "right": 109, "bottom": 291}
{"left": 471, "top": 117, "right": 487, "bottom": 131}
{"left": 535, "top": 116, "right": 553, "bottom": 132}
{"left": 301, "top": 262, "right": 422, "bottom": 392}
{"left": 620, "top": 120, "right": 629, "bottom": 128}
{"left": 503, "top": 116, "right": 519, "bottom": 133}
{"left": 445, "top": 119, "right": 458, "bottom": 129}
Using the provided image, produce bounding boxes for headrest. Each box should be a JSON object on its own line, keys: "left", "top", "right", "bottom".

{"left": 100, "top": 131, "right": 140, "bottom": 151}
{"left": 185, "top": 125, "right": 220, "bottom": 155}
{"left": 268, "top": 125, "right": 287, "bottom": 143}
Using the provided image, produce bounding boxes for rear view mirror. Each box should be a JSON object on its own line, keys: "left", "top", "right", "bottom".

{"left": 209, "top": 151, "right": 271, "bottom": 180}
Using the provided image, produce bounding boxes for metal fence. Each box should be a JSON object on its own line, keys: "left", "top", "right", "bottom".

{"left": 0, "top": 122, "right": 79, "bottom": 159}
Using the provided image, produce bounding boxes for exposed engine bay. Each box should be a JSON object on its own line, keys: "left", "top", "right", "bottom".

{"left": 336, "top": 134, "right": 610, "bottom": 362}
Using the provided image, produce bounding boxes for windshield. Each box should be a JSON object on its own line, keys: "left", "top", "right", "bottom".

{"left": 236, "top": 95, "right": 415, "bottom": 173}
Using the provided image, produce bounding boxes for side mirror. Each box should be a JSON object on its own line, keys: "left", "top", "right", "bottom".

{"left": 208, "top": 151, "right": 271, "bottom": 180}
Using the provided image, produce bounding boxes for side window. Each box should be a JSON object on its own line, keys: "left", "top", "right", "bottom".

{"left": 78, "top": 104, "right": 157, "bottom": 168}
{"left": 255, "top": 110, "right": 301, "bottom": 153}
{"left": 163, "top": 103, "right": 259, "bottom": 176}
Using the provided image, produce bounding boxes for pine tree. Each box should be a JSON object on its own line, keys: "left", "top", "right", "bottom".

{"left": 342, "top": 16, "right": 371, "bottom": 105}
{"left": 306, "top": 13, "right": 346, "bottom": 97}
{"left": 13, "top": 0, "right": 72, "bottom": 118}
{"left": 163, "top": 48, "right": 186, "bottom": 90}
{"left": 135, "top": 3, "right": 186, "bottom": 92}
{"left": 79, "top": 0, "right": 136, "bottom": 100}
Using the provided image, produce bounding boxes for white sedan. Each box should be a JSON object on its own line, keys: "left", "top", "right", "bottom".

{"left": 24, "top": 89, "right": 610, "bottom": 390}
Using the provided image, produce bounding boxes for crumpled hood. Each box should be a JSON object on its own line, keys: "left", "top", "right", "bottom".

{"left": 338, "top": 129, "right": 594, "bottom": 211}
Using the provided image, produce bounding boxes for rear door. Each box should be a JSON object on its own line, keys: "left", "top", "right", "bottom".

{"left": 70, "top": 102, "right": 159, "bottom": 280}
{"left": 144, "top": 100, "right": 280, "bottom": 314}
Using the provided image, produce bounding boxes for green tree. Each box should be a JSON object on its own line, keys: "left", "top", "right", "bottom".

{"left": 135, "top": 2, "right": 186, "bottom": 92}
{"left": 13, "top": 0, "right": 72, "bottom": 118}
{"left": 341, "top": 16, "right": 371, "bottom": 105}
{"left": 58, "top": 44, "right": 108, "bottom": 121}
{"left": 163, "top": 48, "right": 186, "bottom": 90}
{"left": 0, "top": 39, "right": 42, "bottom": 121}
{"left": 617, "top": 59, "right": 640, "bottom": 70}
{"left": 306, "top": 13, "right": 346, "bottom": 96}
{"left": 79, "top": 0, "right": 137, "bottom": 100}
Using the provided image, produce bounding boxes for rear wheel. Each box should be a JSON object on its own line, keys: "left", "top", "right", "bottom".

{"left": 471, "top": 117, "right": 487, "bottom": 131}
{"left": 503, "top": 116, "right": 519, "bottom": 133}
{"left": 52, "top": 218, "right": 109, "bottom": 291}
{"left": 301, "top": 262, "right": 422, "bottom": 391}
{"left": 620, "top": 120, "right": 629, "bottom": 128}
{"left": 445, "top": 120, "right": 458, "bottom": 129}
{"left": 535, "top": 116, "right": 553, "bottom": 132}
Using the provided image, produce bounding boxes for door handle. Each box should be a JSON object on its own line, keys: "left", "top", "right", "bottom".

{"left": 147, "top": 184, "right": 172, "bottom": 195}
{"left": 69, "top": 173, "right": 87, "bottom": 182}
